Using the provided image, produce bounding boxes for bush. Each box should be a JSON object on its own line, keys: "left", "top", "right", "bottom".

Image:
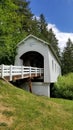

{"left": 52, "top": 73, "right": 73, "bottom": 100}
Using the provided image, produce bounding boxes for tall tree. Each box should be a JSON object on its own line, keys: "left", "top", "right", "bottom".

{"left": 61, "top": 38, "right": 73, "bottom": 75}
{"left": 29, "top": 17, "right": 40, "bottom": 36}
{"left": 13, "top": 0, "right": 33, "bottom": 33}
{"left": 0, "top": 0, "right": 19, "bottom": 64}
{"left": 48, "top": 28, "right": 60, "bottom": 57}
{"left": 30, "top": 14, "right": 60, "bottom": 59}
{"left": 38, "top": 14, "right": 49, "bottom": 41}
{"left": 0, "top": 0, "right": 31, "bottom": 64}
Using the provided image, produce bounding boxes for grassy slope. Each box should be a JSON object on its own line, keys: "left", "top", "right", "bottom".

{"left": 0, "top": 79, "right": 73, "bottom": 130}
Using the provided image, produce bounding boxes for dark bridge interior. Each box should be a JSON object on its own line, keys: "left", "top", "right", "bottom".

{"left": 20, "top": 51, "right": 44, "bottom": 82}
{"left": 20, "top": 51, "right": 44, "bottom": 68}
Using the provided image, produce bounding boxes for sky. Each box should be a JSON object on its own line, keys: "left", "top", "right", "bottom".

{"left": 29, "top": 0, "right": 73, "bottom": 50}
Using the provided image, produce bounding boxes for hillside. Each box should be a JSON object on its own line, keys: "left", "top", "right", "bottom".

{"left": 0, "top": 79, "right": 73, "bottom": 130}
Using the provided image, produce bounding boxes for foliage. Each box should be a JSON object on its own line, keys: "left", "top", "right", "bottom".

{"left": 61, "top": 38, "right": 73, "bottom": 75}
{"left": 48, "top": 28, "right": 60, "bottom": 57}
{"left": 38, "top": 14, "right": 49, "bottom": 40}
{"left": 0, "top": 0, "right": 30, "bottom": 64}
{"left": 52, "top": 73, "right": 73, "bottom": 100}
{"left": 30, "top": 14, "right": 60, "bottom": 58}
{"left": 13, "top": 0, "right": 33, "bottom": 33}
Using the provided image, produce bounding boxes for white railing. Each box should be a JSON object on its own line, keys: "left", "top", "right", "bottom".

{"left": 0, "top": 64, "right": 44, "bottom": 81}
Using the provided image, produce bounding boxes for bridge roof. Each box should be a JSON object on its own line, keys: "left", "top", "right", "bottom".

{"left": 17, "top": 34, "right": 61, "bottom": 65}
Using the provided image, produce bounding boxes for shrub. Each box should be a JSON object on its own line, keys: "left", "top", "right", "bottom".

{"left": 52, "top": 73, "right": 73, "bottom": 100}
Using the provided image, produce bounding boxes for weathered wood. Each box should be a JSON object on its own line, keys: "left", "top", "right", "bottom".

{"left": 28, "top": 78, "right": 32, "bottom": 93}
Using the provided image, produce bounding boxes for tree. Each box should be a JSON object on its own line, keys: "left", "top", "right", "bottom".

{"left": 48, "top": 28, "right": 60, "bottom": 58}
{"left": 61, "top": 38, "right": 73, "bottom": 75}
{"left": 0, "top": 0, "right": 32, "bottom": 64}
{"left": 29, "top": 17, "right": 40, "bottom": 36}
{"left": 38, "top": 14, "right": 49, "bottom": 41}
{"left": 29, "top": 14, "right": 60, "bottom": 59}
{"left": 13, "top": 0, "right": 33, "bottom": 33}
{"left": 35, "top": 14, "right": 60, "bottom": 58}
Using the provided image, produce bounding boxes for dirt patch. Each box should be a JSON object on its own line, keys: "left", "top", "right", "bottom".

{"left": 0, "top": 104, "right": 15, "bottom": 127}
{"left": 0, "top": 113, "right": 13, "bottom": 126}
{"left": 0, "top": 104, "right": 14, "bottom": 112}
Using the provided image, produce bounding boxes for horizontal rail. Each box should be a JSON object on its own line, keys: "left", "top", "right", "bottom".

{"left": 0, "top": 64, "right": 44, "bottom": 81}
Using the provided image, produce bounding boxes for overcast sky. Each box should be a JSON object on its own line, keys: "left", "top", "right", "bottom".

{"left": 29, "top": 0, "right": 73, "bottom": 50}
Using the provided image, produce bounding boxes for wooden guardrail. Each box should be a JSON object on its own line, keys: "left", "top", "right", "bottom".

{"left": 0, "top": 64, "right": 44, "bottom": 81}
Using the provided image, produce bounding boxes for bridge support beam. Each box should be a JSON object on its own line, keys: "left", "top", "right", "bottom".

{"left": 28, "top": 78, "right": 32, "bottom": 93}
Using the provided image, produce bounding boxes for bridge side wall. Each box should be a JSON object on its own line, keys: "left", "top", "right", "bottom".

{"left": 47, "top": 48, "right": 61, "bottom": 82}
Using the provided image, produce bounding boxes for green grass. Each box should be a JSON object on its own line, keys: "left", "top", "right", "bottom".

{"left": 0, "top": 79, "right": 73, "bottom": 130}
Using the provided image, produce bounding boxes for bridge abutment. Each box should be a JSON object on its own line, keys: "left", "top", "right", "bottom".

{"left": 20, "top": 82, "right": 50, "bottom": 97}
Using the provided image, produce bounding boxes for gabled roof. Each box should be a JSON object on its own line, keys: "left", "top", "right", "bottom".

{"left": 17, "top": 34, "right": 49, "bottom": 46}
{"left": 17, "top": 34, "right": 61, "bottom": 65}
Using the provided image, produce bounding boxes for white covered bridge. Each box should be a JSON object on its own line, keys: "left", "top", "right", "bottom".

{"left": 0, "top": 35, "right": 61, "bottom": 97}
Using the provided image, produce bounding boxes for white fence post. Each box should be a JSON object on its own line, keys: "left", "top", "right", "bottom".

{"left": 40, "top": 68, "right": 41, "bottom": 76}
{"left": 10, "top": 65, "right": 12, "bottom": 81}
{"left": 1, "top": 64, "right": 4, "bottom": 78}
{"left": 29, "top": 67, "right": 31, "bottom": 77}
{"left": 35, "top": 67, "right": 37, "bottom": 76}
{"left": 21, "top": 66, "right": 23, "bottom": 78}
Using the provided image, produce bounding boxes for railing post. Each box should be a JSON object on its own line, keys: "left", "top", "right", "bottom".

{"left": 1, "top": 64, "right": 4, "bottom": 78}
{"left": 10, "top": 65, "right": 12, "bottom": 81}
{"left": 35, "top": 67, "right": 37, "bottom": 77}
{"left": 29, "top": 67, "right": 31, "bottom": 77}
{"left": 21, "top": 66, "right": 23, "bottom": 78}
{"left": 40, "top": 68, "right": 41, "bottom": 76}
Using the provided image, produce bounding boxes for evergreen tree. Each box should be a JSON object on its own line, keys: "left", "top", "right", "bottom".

{"left": 13, "top": 0, "right": 33, "bottom": 33}
{"left": 38, "top": 14, "right": 49, "bottom": 41}
{"left": 29, "top": 17, "right": 40, "bottom": 36}
{"left": 30, "top": 14, "right": 60, "bottom": 59}
{"left": 48, "top": 28, "right": 60, "bottom": 58}
{"left": 62, "top": 38, "right": 73, "bottom": 75}
{"left": 35, "top": 14, "right": 60, "bottom": 58}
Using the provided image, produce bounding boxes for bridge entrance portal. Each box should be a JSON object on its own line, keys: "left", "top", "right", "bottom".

{"left": 20, "top": 51, "right": 44, "bottom": 68}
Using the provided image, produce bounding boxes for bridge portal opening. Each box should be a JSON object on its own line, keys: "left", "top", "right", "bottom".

{"left": 20, "top": 51, "right": 44, "bottom": 82}
{"left": 20, "top": 51, "right": 44, "bottom": 68}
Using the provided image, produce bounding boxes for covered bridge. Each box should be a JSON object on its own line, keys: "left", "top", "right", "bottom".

{"left": 15, "top": 34, "right": 61, "bottom": 97}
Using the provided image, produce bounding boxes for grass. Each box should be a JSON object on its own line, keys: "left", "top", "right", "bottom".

{"left": 0, "top": 79, "right": 73, "bottom": 130}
